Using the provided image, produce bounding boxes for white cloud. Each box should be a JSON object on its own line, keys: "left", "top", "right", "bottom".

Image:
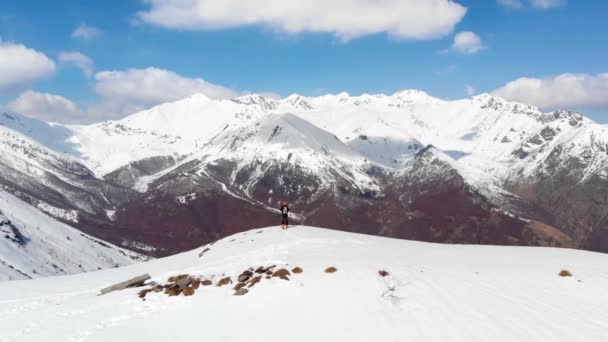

{"left": 497, "top": 0, "right": 564, "bottom": 9}
{"left": 94, "top": 67, "right": 238, "bottom": 114}
{"left": 71, "top": 23, "right": 102, "bottom": 40}
{"left": 6, "top": 91, "right": 82, "bottom": 122}
{"left": 451, "top": 31, "right": 485, "bottom": 55}
{"left": 0, "top": 38, "right": 56, "bottom": 93}
{"left": 530, "top": 0, "right": 564, "bottom": 8}
{"left": 497, "top": 0, "right": 524, "bottom": 8}
{"left": 465, "top": 84, "right": 476, "bottom": 96}
{"left": 493, "top": 73, "right": 608, "bottom": 111}
{"left": 137, "top": 0, "right": 467, "bottom": 41}
{"left": 3, "top": 67, "right": 249, "bottom": 123}
{"left": 59, "top": 51, "right": 94, "bottom": 77}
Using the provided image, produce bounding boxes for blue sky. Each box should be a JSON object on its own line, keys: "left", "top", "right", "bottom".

{"left": 0, "top": 0, "right": 606, "bottom": 123}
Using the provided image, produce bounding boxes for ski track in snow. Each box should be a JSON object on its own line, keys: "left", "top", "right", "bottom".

{"left": 0, "top": 227, "right": 607, "bottom": 341}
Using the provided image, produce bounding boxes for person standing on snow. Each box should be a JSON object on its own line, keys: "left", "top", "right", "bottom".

{"left": 280, "top": 201, "right": 290, "bottom": 230}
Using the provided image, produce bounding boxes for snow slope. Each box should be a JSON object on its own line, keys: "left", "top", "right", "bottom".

{"left": 0, "top": 189, "right": 147, "bottom": 281}
{"left": 0, "top": 226, "right": 606, "bottom": 341}
{"left": 193, "top": 113, "right": 378, "bottom": 191}
{"left": 64, "top": 94, "right": 271, "bottom": 174}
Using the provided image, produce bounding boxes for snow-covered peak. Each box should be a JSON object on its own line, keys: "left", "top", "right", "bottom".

{"left": 0, "top": 112, "right": 82, "bottom": 156}
{"left": 404, "top": 144, "right": 465, "bottom": 179}
{"left": 232, "top": 94, "right": 278, "bottom": 110}
{"left": 3, "top": 89, "right": 606, "bottom": 183}
{"left": 200, "top": 113, "right": 360, "bottom": 162}
{"left": 392, "top": 89, "right": 434, "bottom": 100}
{"left": 472, "top": 93, "right": 543, "bottom": 117}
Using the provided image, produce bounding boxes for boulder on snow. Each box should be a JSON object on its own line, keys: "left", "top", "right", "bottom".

{"left": 292, "top": 266, "right": 303, "bottom": 274}
{"left": 176, "top": 276, "right": 191, "bottom": 290}
{"left": 166, "top": 285, "right": 181, "bottom": 297}
{"left": 248, "top": 275, "right": 262, "bottom": 288}
{"left": 168, "top": 274, "right": 189, "bottom": 283}
{"left": 272, "top": 268, "right": 291, "bottom": 280}
{"left": 255, "top": 265, "right": 276, "bottom": 274}
{"left": 138, "top": 289, "right": 152, "bottom": 299}
{"left": 233, "top": 282, "right": 247, "bottom": 291}
{"left": 99, "top": 274, "right": 151, "bottom": 295}
{"left": 234, "top": 288, "right": 249, "bottom": 296}
{"left": 183, "top": 287, "right": 196, "bottom": 296}
{"left": 217, "top": 277, "right": 232, "bottom": 287}
{"left": 325, "top": 267, "right": 338, "bottom": 274}
{"left": 238, "top": 270, "right": 253, "bottom": 282}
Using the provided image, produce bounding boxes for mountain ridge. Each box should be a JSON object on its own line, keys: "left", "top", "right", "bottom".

{"left": 0, "top": 90, "right": 606, "bottom": 256}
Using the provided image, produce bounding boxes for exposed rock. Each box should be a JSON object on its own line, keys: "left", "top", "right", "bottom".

{"left": 292, "top": 266, "right": 303, "bottom": 274}
{"left": 168, "top": 274, "right": 189, "bottom": 283}
{"left": 512, "top": 147, "right": 529, "bottom": 159}
{"left": 540, "top": 126, "right": 557, "bottom": 141}
{"left": 233, "top": 282, "right": 247, "bottom": 291}
{"left": 248, "top": 276, "right": 262, "bottom": 288}
{"left": 198, "top": 248, "right": 211, "bottom": 257}
{"left": 255, "top": 265, "right": 275, "bottom": 274}
{"left": 176, "top": 277, "right": 191, "bottom": 290}
{"left": 182, "top": 287, "right": 195, "bottom": 296}
{"left": 138, "top": 289, "right": 151, "bottom": 299}
{"left": 528, "top": 135, "right": 544, "bottom": 145}
{"left": 216, "top": 277, "right": 232, "bottom": 287}
{"left": 325, "top": 267, "right": 338, "bottom": 273}
{"left": 165, "top": 285, "right": 181, "bottom": 296}
{"left": 272, "top": 268, "right": 291, "bottom": 281}
{"left": 238, "top": 270, "right": 253, "bottom": 282}
{"left": 234, "top": 288, "right": 249, "bottom": 296}
{"left": 100, "top": 274, "right": 151, "bottom": 295}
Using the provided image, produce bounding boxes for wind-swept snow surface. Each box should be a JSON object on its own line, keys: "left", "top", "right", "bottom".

{"left": 0, "top": 227, "right": 606, "bottom": 341}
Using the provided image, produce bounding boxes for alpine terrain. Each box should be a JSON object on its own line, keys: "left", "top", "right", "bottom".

{"left": 0, "top": 227, "right": 606, "bottom": 341}
{"left": 1, "top": 91, "right": 607, "bottom": 258}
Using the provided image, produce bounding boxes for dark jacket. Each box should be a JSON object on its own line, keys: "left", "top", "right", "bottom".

{"left": 280, "top": 204, "right": 290, "bottom": 216}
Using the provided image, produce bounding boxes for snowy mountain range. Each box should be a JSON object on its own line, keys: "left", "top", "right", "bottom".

{"left": 1, "top": 90, "right": 607, "bottom": 258}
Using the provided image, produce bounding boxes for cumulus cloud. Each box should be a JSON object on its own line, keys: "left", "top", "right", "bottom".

{"left": 59, "top": 51, "right": 94, "bottom": 77}
{"left": 71, "top": 23, "right": 102, "bottom": 39}
{"left": 497, "top": 0, "right": 565, "bottom": 9}
{"left": 493, "top": 73, "right": 608, "bottom": 111}
{"left": 450, "top": 31, "right": 485, "bottom": 54}
{"left": 94, "top": 67, "right": 238, "bottom": 114}
{"left": 137, "top": 0, "right": 467, "bottom": 41}
{"left": 0, "top": 38, "right": 56, "bottom": 93}
{"left": 6, "top": 91, "right": 82, "bottom": 122}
